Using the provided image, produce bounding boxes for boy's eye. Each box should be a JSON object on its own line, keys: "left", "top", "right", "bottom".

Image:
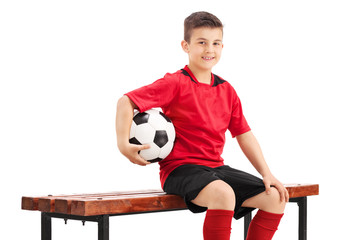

{"left": 199, "top": 41, "right": 206, "bottom": 45}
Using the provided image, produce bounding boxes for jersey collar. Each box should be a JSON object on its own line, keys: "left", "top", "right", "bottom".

{"left": 182, "top": 65, "right": 214, "bottom": 86}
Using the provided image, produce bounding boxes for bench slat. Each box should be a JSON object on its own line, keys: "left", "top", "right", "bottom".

{"left": 285, "top": 183, "right": 319, "bottom": 198}
{"left": 22, "top": 190, "right": 164, "bottom": 211}
{"left": 22, "top": 184, "right": 319, "bottom": 216}
{"left": 71, "top": 194, "right": 187, "bottom": 216}
{"left": 54, "top": 193, "right": 171, "bottom": 215}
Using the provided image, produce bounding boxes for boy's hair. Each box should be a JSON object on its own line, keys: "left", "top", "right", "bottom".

{"left": 184, "top": 11, "right": 223, "bottom": 43}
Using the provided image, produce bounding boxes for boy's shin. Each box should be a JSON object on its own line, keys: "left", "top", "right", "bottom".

{"left": 246, "top": 210, "right": 284, "bottom": 240}
{"left": 203, "top": 209, "right": 234, "bottom": 240}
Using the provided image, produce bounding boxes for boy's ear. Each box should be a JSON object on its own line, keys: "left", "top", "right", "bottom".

{"left": 181, "top": 40, "right": 189, "bottom": 53}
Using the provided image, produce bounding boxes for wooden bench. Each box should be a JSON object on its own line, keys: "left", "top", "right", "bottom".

{"left": 22, "top": 183, "right": 319, "bottom": 240}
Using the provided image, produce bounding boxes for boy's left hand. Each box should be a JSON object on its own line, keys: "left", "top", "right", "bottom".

{"left": 263, "top": 174, "right": 289, "bottom": 202}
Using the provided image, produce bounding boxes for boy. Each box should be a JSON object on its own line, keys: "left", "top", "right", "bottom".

{"left": 116, "top": 11, "right": 289, "bottom": 240}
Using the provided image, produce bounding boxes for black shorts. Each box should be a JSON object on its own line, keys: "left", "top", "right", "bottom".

{"left": 163, "top": 164, "right": 266, "bottom": 220}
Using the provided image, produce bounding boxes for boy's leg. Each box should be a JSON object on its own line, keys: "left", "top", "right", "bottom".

{"left": 191, "top": 180, "right": 235, "bottom": 210}
{"left": 191, "top": 180, "right": 235, "bottom": 240}
{"left": 203, "top": 209, "right": 234, "bottom": 240}
{"left": 242, "top": 187, "right": 286, "bottom": 240}
{"left": 242, "top": 187, "right": 286, "bottom": 214}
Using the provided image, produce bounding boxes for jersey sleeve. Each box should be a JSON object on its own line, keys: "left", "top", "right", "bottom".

{"left": 125, "top": 73, "right": 179, "bottom": 113}
{"left": 228, "top": 89, "right": 251, "bottom": 137}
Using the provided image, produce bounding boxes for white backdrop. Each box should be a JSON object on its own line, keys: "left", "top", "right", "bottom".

{"left": 1, "top": 0, "right": 359, "bottom": 239}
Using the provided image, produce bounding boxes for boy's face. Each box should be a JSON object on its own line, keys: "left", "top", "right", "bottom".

{"left": 182, "top": 27, "right": 223, "bottom": 73}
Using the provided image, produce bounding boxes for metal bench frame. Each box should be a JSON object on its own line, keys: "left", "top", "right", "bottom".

{"left": 40, "top": 196, "right": 308, "bottom": 240}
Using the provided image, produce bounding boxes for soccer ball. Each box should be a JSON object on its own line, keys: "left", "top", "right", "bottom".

{"left": 129, "top": 109, "right": 176, "bottom": 163}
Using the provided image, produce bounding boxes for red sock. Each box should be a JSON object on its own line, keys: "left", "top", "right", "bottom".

{"left": 203, "top": 209, "right": 234, "bottom": 240}
{"left": 246, "top": 210, "right": 284, "bottom": 240}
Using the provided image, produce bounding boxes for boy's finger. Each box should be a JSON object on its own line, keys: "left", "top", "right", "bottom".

{"left": 279, "top": 189, "right": 285, "bottom": 202}
{"left": 278, "top": 185, "right": 288, "bottom": 202}
{"left": 274, "top": 183, "right": 285, "bottom": 202}
{"left": 138, "top": 144, "right": 151, "bottom": 150}
{"left": 135, "top": 156, "right": 150, "bottom": 166}
{"left": 285, "top": 188, "right": 289, "bottom": 202}
{"left": 265, "top": 183, "right": 271, "bottom": 195}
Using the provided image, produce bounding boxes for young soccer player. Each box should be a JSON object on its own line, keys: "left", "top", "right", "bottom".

{"left": 116, "top": 11, "right": 289, "bottom": 240}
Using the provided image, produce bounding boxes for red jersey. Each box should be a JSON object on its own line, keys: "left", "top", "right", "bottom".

{"left": 125, "top": 66, "right": 251, "bottom": 188}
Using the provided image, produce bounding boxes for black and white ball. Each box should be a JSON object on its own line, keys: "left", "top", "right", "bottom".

{"left": 129, "top": 109, "right": 176, "bottom": 163}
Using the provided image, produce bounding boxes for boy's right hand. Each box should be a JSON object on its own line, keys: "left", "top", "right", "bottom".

{"left": 120, "top": 143, "right": 151, "bottom": 166}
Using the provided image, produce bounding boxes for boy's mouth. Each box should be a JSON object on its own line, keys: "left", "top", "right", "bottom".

{"left": 202, "top": 56, "right": 215, "bottom": 61}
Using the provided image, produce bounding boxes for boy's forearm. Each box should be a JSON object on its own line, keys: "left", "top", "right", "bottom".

{"left": 115, "top": 95, "right": 136, "bottom": 153}
{"left": 236, "top": 131, "right": 271, "bottom": 177}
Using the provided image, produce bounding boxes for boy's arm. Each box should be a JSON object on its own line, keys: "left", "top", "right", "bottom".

{"left": 236, "top": 131, "right": 289, "bottom": 202}
{"left": 116, "top": 95, "right": 150, "bottom": 166}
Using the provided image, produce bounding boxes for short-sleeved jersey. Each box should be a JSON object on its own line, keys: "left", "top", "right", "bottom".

{"left": 125, "top": 66, "right": 251, "bottom": 187}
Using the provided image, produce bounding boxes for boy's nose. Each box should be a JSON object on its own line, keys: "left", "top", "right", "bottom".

{"left": 206, "top": 45, "right": 214, "bottom": 53}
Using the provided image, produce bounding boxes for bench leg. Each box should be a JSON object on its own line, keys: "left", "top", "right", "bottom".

{"left": 297, "top": 197, "right": 307, "bottom": 240}
{"left": 244, "top": 212, "right": 252, "bottom": 239}
{"left": 98, "top": 215, "right": 109, "bottom": 240}
{"left": 41, "top": 212, "right": 52, "bottom": 240}
{"left": 289, "top": 196, "right": 308, "bottom": 240}
{"left": 40, "top": 212, "right": 109, "bottom": 240}
{"left": 243, "top": 197, "right": 308, "bottom": 240}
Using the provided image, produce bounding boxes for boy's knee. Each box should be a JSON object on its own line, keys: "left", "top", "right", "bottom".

{"left": 267, "top": 187, "right": 286, "bottom": 212}
{"left": 208, "top": 180, "right": 236, "bottom": 210}
{"left": 192, "top": 180, "right": 236, "bottom": 210}
{"left": 242, "top": 187, "right": 286, "bottom": 214}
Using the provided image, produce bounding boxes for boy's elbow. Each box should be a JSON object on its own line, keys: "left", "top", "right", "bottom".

{"left": 117, "top": 95, "right": 128, "bottom": 108}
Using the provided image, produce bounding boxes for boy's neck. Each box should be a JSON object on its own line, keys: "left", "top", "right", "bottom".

{"left": 187, "top": 64, "right": 212, "bottom": 85}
